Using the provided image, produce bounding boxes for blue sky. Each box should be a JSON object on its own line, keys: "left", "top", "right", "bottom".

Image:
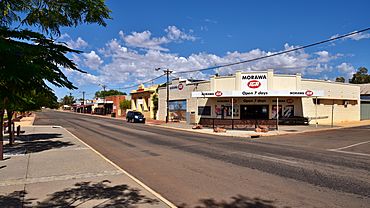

{"left": 53, "top": 0, "right": 370, "bottom": 99}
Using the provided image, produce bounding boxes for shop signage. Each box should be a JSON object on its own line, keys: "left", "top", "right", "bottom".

{"left": 241, "top": 73, "right": 268, "bottom": 90}
{"left": 170, "top": 83, "right": 185, "bottom": 91}
{"left": 178, "top": 83, "right": 184, "bottom": 90}
{"left": 215, "top": 91, "right": 223, "bottom": 97}
{"left": 305, "top": 90, "right": 313, "bottom": 96}
{"left": 192, "top": 90, "right": 324, "bottom": 98}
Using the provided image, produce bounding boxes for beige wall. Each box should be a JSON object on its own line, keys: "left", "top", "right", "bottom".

{"left": 158, "top": 79, "right": 210, "bottom": 121}
{"left": 301, "top": 79, "right": 360, "bottom": 124}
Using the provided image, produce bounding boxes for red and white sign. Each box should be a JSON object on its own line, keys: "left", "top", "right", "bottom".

{"left": 178, "top": 83, "right": 184, "bottom": 90}
{"left": 215, "top": 91, "right": 223, "bottom": 97}
{"left": 247, "top": 80, "right": 261, "bottom": 89}
{"left": 241, "top": 73, "right": 268, "bottom": 91}
{"left": 305, "top": 90, "right": 314, "bottom": 96}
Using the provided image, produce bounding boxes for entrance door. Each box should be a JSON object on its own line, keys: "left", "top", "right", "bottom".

{"left": 240, "top": 105, "right": 269, "bottom": 119}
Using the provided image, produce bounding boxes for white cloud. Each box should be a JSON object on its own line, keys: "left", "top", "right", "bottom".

{"left": 165, "top": 26, "right": 196, "bottom": 41}
{"left": 118, "top": 26, "right": 195, "bottom": 51}
{"left": 331, "top": 31, "right": 370, "bottom": 41}
{"left": 82, "top": 51, "right": 103, "bottom": 70}
{"left": 59, "top": 33, "right": 88, "bottom": 49}
{"left": 67, "top": 28, "right": 348, "bottom": 89}
{"left": 337, "top": 62, "right": 355, "bottom": 78}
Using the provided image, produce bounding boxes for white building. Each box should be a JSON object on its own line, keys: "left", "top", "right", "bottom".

{"left": 158, "top": 70, "right": 360, "bottom": 126}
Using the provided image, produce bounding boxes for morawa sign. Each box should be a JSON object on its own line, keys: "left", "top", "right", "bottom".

{"left": 241, "top": 73, "right": 268, "bottom": 91}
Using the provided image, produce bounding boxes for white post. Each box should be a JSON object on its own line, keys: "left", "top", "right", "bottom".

{"left": 276, "top": 97, "right": 279, "bottom": 131}
{"left": 315, "top": 97, "right": 318, "bottom": 128}
{"left": 231, "top": 98, "right": 234, "bottom": 120}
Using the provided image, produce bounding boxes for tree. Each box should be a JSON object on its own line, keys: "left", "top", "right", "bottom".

{"left": 0, "top": 0, "right": 111, "bottom": 160}
{"left": 349, "top": 67, "right": 370, "bottom": 84}
{"left": 152, "top": 94, "right": 158, "bottom": 119}
{"left": 60, "top": 95, "right": 76, "bottom": 106}
{"left": 335, "top": 77, "right": 345, "bottom": 83}
{"left": 95, "top": 90, "right": 126, "bottom": 98}
{"left": 119, "top": 100, "right": 131, "bottom": 116}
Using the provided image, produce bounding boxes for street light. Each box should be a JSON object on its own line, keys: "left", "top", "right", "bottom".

{"left": 155, "top": 68, "right": 173, "bottom": 123}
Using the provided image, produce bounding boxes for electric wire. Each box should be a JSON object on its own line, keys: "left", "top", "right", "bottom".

{"left": 173, "top": 27, "right": 370, "bottom": 74}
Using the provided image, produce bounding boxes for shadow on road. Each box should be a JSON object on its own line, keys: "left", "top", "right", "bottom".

{"left": 179, "top": 195, "right": 288, "bottom": 208}
{"left": 0, "top": 180, "right": 159, "bottom": 208}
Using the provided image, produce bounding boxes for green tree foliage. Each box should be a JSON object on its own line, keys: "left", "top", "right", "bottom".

{"left": 119, "top": 100, "right": 131, "bottom": 110}
{"left": 0, "top": 0, "right": 111, "bottom": 35}
{"left": 0, "top": 0, "right": 111, "bottom": 158}
{"left": 95, "top": 90, "right": 127, "bottom": 98}
{"left": 335, "top": 77, "right": 345, "bottom": 83}
{"left": 349, "top": 67, "right": 370, "bottom": 84}
{"left": 60, "top": 95, "right": 76, "bottom": 106}
{"left": 152, "top": 94, "right": 158, "bottom": 119}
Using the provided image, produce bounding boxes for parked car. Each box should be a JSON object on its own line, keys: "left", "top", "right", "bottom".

{"left": 126, "top": 111, "right": 146, "bottom": 123}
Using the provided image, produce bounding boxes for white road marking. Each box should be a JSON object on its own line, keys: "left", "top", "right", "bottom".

{"left": 257, "top": 155, "right": 298, "bottom": 164}
{"left": 328, "top": 149, "right": 370, "bottom": 157}
{"left": 330, "top": 140, "right": 370, "bottom": 151}
{"left": 63, "top": 127, "right": 177, "bottom": 208}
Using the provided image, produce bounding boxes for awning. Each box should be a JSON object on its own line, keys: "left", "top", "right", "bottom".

{"left": 192, "top": 90, "right": 325, "bottom": 98}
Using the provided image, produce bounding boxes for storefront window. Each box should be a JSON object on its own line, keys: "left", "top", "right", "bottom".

{"left": 169, "top": 100, "right": 187, "bottom": 120}
{"left": 198, "top": 106, "right": 211, "bottom": 116}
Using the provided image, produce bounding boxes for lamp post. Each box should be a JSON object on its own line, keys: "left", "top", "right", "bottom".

{"left": 155, "top": 68, "right": 173, "bottom": 123}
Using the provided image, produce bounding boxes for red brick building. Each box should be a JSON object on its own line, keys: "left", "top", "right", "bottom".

{"left": 105, "top": 95, "right": 126, "bottom": 117}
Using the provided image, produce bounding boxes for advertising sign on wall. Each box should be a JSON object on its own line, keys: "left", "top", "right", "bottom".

{"left": 241, "top": 73, "right": 268, "bottom": 91}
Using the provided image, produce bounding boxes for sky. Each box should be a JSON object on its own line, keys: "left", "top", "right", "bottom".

{"left": 53, "top": 0, "right": 370, "bottom": 100}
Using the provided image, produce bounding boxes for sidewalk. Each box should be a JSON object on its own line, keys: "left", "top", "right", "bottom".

{"left": 0, "top": 126, "right": 173, "bottom": 208}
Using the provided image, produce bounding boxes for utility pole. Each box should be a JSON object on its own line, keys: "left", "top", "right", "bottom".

{"left": 82, "top": 91, "right": 85, "bottom": 113}
{"left": 155, "top": 68, "right": 173, "bottom": 123}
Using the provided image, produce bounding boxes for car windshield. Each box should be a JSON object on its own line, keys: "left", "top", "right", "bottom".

{"left": 133, "top": 112, "right": 143, "bottom": 116}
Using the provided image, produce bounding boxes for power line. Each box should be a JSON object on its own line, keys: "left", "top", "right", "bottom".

{"left": 174, "top": 27, "right": 370, "bottom": 74}
{"left": 114, "top": 74, "right": 166, "bottom": 90}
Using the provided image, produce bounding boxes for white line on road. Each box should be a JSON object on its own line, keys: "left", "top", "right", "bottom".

{"left": 328, "top": 149, "right": 370, "bottom": 157}
{"left": 330, "top": 140, "right": 370, "bottom": 151}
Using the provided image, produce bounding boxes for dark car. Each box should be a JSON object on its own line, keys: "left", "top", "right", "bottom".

{"left": 126, "top": 111, "right": 146, "bottom": 123}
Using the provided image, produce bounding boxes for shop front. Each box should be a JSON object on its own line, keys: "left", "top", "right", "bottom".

{"left": 158, "top": 70, "right": 360, "bottom": 125}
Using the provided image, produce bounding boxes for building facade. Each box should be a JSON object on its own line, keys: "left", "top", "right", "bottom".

{"left": 130, "top": 84, "right": 158, "bottom": 119}
{"left": 158, "top": 70, "right": 360, "bottom": 125}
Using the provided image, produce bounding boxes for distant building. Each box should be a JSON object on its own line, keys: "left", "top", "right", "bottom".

{"left": 130, "top": 84, "right": 158, "bottom": 119}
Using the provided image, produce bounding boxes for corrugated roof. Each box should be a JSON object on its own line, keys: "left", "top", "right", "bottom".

{"left": 358, "top": 84, "right": 370, "bottom": 95}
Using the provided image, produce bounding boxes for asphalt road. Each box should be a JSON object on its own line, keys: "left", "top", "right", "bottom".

{"left": 34, "top": 110, "right": 370, "bottom": 208}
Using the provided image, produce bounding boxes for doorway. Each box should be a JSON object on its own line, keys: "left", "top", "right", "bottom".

{"left": 240, "top": 105, "right": 269, "bottom": 119}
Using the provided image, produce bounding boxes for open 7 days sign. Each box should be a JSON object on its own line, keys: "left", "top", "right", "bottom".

{"left": 241, "top": 73, "right": 268, "bottom": 91}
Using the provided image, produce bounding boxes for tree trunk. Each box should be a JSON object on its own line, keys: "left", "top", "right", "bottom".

{"left": 7, "top": 110, "right": 14, "bottom": 146}
{"left": 0, "top": 109, "right": 4, "bottom": 160}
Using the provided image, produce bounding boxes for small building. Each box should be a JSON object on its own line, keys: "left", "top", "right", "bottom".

{"left": 359, "top": 83, "right": 370, "bottom": 120}
{"left": 130, "top": 84, "right": 158, "bottom": 119}
{"left": 158, "top": 70, "right": 360, "bottom": 125}
{"left": 105, "top": 95, "right": 126, "bottom": 116}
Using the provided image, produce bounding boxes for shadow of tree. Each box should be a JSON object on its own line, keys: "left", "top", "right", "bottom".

{"left": 0, "top": 190, "right": 33, "bottom": 208}
{"left": 0, "top": 180, "right": 159, "bottom": 208}
{"left": 4, "top": 140, "right": 74, "bottom": 154}
{"left": 179, "top": 195, "right": 288, "bottom": 208}
{"left": 17, "top": 133, "right": 63, "bottom": 141}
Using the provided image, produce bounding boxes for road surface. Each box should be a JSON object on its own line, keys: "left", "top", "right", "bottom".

{"left": 34, "top": 110, "right": 370, "bottom": 207}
